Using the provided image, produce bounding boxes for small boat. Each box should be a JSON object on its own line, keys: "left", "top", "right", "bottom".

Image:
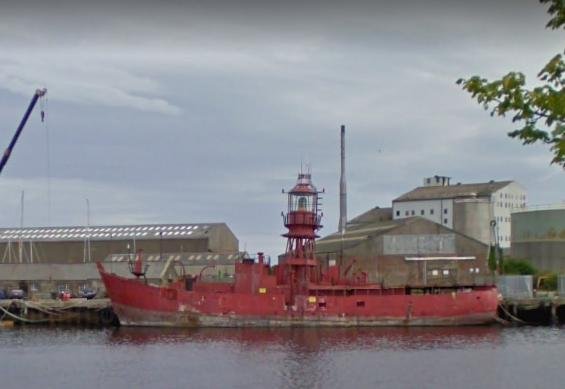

{"left": 98, "top": 173, "right": 499, "bottom": 327}
{"left": 78, "top": 288, "right": 97, "bottom": 300}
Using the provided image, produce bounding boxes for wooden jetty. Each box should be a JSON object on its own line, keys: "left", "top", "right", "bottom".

{"left": 500, "top": 296, "right": 565, "bottom": 325}
{"left": 0, "top": 298, "right": 116, "bottom": 326}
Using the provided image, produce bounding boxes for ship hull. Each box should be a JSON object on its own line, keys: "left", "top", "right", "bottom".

{"left": 99, "top": 266, "right": 499, "bottom": 327}
{"left": 112, "top": 302, "right": 497, "bottom": 327}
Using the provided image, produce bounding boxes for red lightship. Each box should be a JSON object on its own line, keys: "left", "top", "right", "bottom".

{"left": 98, "top": 173, "right": 499, "bottom": 327}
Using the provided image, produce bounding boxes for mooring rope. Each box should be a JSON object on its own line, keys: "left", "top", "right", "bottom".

{"left": 0, "top": 305, "right": 51, "bottom": 324}
{"left": 21, "top": 300, "right": 63, "bottom": 316}
{"left": 498, "top": 303, "right": 528, "bottom": 325}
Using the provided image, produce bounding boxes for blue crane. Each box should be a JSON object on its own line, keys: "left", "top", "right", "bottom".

{"left": 0, "top": 88, "right": 47, "bottom": 175}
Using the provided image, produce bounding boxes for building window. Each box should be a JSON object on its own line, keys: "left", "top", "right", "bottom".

{"left": 411, "top": 210, "right": 415, "bottom": 216}
{"left": 405, "top": 211, "right": 409, "bottom": 216}
{"left": 444, "top": 218, "right": 448, "bottom": 224}
{"left": 420, "top": 210, "right": 425, "bottom": 216}
{"left": 396, "top": 210, "right": 400, "bottom": 217}
{"left": 430, "top": 209, "right": 434, "bottom": 215}
{"left": 444, "top": 209, "right": 448, "bottom": 214}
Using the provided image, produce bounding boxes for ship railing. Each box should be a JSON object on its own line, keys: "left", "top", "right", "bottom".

{"left": 239, "top": 253, "right": 272, "bottom": 266}
{"left": 283, "top": 213, "right": 322, "bottom": 226}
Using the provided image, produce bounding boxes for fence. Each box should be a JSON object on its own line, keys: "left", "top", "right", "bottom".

{"left": 496, "top": 275, "right": 533, "bottom": 299}
{"left": 559, "top": 276, "right": 565, "bottom": 296}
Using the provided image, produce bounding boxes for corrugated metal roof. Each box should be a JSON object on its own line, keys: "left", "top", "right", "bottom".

{"left": 393, "top": 181, "right": 513, "bottom": 202}
{"left": 0, "top": 223, "right": 223, "bottom": 243}
{"left": 316, "top": 219, "right": 402, "bottom": 253}
{"left": 347, "top": 207, "right": 392, "bottom": 226}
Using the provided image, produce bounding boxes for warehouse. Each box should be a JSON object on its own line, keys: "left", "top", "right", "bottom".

{"left": 316, "top": 215, "right": 492, "bottom": 288}
{"left": 0, "top": 251, "right": 244, "bottom": 297}
{"left": 0, "top": 223, "right": 238, "bottom": 264}
{"left": 392, "top": 176, "right": 526, "bottom": 247}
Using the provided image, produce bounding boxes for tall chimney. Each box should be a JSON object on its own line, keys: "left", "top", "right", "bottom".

{"left": 338, "top": 125, "right": 347, "bottom": 233}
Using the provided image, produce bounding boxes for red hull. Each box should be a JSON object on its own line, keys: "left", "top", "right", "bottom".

{"left": 98, "top": 264, "right": 499, "bottom": 327}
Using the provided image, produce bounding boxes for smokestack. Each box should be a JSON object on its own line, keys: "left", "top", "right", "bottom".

{"left": 338, "top": 125, "right": 347, "bottom": 233}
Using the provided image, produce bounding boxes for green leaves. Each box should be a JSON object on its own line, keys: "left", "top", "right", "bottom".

{"left": 458, "top": 3, "right": 565, "bottom": 167}
{"left": 542, "top": 0, "right": 565, "bottom": 30}
{"left": 487, "top": 245, "right": 497, "bottom": 272}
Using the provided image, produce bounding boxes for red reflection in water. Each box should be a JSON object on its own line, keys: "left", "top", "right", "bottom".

{"left": 108, "top": 325, "right": 502, "bottom": 352}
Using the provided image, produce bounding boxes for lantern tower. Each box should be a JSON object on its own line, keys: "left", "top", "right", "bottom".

{"left": 281, "top": 173, "right": 323, "bottom": 294}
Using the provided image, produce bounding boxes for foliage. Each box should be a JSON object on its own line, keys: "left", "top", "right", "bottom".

{"left": 457, "top": 0, "right": 565, "bottom": 167}
{"left": 497, "top": 246, "right": 504, "bottom": 273}
{"left": 487, "top": 245, "right": 497, "bottom": 272}
{"left": 502, "top": 258, "right": 537, "bottom": 275}
{"left": 537, "top": 272, "right": 558, "bottom": 290}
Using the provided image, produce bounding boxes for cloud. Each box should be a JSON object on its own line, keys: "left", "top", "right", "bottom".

{"left": 0, "top": 0, "right": 564, "bottom": 258}
{"left": 0, "top": 52, "right": 181, "bottom": 115}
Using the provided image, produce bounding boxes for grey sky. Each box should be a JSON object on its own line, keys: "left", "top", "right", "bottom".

{"left": 1, "top": 0, "right": 563, "bottom": 258}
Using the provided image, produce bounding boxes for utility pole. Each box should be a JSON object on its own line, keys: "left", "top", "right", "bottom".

{"left": 19, "top": 190, "right": 24, "bottom": 263}
{"left": 86, "top": 198, "right": 92, "bottom": 262}
{"left": 338, "top": 125, "right": 347, "bottom": 233}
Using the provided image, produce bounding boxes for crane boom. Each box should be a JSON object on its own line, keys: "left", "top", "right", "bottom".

{"left": 0, "top": 88, "right": 47, "bottom": 175}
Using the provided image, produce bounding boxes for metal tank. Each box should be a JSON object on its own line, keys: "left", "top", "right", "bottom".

{"left": 453, "top": 198, "right": 492, "bottom": 245}
{"left": 511, "top": 206, "right": 565, "bottom": 272}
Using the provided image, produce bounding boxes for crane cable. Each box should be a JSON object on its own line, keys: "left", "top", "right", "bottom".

{"left": 39, "top": 93, "right": 51, "bottom": 227}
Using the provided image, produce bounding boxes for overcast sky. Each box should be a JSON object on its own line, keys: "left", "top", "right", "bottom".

{"left": 1, "top": 0, "right": 563, "bottom": 258}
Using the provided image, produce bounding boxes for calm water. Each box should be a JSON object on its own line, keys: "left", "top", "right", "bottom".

{"left": 0, "top": 325, "right": 564, "bottom": 389}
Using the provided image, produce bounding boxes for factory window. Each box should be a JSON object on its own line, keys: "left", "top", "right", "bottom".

{"left": 356, "top": 301, "right": 365, "bottom": 308}
{"left": 420, "top": 210, "right": 425, "bottom": 216}
{"left": 430, "top": 209, "right": 434, "bottom": 215}
{"left": 442, "top": 269, "right": 450, "bottom": 276}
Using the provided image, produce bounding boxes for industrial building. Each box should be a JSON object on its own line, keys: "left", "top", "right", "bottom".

{"left": 392, "top": 176, "right": 526, "bottom": 248}
{"left": 0, "top": 223, "right": 238, "bottom": 264}
{"left": 0, "top": 251, "right": 244, "bottom": 297}
{"left": 511, "top": 205, "right": 565, "bottom": 272}
{"left": 316, "top": 215, "right": 491, "bottom": 288}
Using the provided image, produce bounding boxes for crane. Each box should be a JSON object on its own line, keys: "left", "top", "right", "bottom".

{"left": 0, "top": 88, "right": 47, "bottom": 175}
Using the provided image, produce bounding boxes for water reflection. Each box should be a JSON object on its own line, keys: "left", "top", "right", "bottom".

{"left": 1, "top": 326, "right": 564, "bottom": 389}
{"left": 108, "top": 325, "right": 502, "bottom": 352}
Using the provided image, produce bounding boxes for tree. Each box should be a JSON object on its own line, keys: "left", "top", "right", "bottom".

{"left": 457, "top": 0, "right": 565, "bottom": 167}
{"left": 487, "top": 244, "right": 497, "bottom": 272}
